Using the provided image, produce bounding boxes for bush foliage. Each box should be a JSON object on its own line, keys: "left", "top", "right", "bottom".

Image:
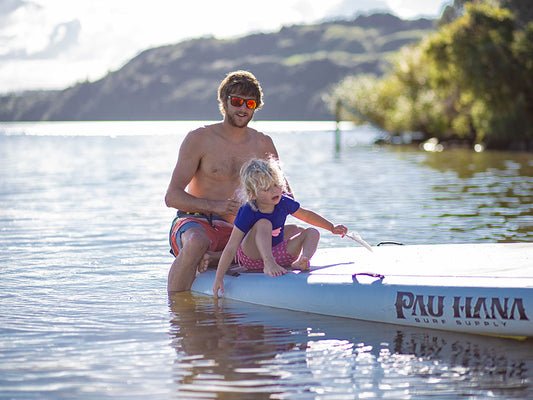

{"left": 328, "top": 2, "right": 533, "bottom": 150}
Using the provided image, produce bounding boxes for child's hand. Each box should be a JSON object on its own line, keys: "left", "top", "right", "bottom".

{"left": 213, "top": 279, "right": 224, "bottom": 298}
{"left": 332, "top": 224, "right": 348, "bottom": 236}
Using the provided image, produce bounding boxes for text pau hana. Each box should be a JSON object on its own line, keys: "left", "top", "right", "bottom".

{"left": 395, "top": 292, "right": 529, "bottom": 326}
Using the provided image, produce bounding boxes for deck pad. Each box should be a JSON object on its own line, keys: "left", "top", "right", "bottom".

{"left": 310, "top": 243, "right": 533, "bottom": 278}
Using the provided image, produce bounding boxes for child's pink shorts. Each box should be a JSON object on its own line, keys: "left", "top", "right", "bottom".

{"left": 237, "top": 240, "right": 297, "bottom": 271}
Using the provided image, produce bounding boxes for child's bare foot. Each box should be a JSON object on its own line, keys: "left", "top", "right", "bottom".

{"left": 263, "top": 260, "right": 287, "bottom": 277}
{"left": 291, "top": 256, "right": 310, "bottom": 271}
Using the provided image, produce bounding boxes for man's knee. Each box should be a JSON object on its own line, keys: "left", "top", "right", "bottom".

{"left": 181, "top": 228, "right": 210, "bottom": 253}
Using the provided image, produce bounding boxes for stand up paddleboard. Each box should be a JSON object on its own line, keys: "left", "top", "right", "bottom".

{"left": 191, "top": 243, "right": 533, "bottom": 339}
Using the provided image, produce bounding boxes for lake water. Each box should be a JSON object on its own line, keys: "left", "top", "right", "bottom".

{"left": 1, "top": 121, "right": 532, "bottom": 399}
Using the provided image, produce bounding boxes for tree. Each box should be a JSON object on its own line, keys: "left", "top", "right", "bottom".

{"left": 328, "top": 2, "right": 533, "bottom": 150}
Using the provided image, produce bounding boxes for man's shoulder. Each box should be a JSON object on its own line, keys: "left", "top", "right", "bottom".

{"left": 247, "top": 125, "right": 268, "bottom": 137}
{"left": 246, "top": 126, "right": 274, "bottom": 146}
{"left": 188, "top": 123, "right": 221, "bottom": 137}
{"left": 182, "top": 123, "right": 222, "bottom": 147}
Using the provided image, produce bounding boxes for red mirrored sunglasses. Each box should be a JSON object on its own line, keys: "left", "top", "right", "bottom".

{"left": 228, "top": 95, "right": 258, "bottom": 110}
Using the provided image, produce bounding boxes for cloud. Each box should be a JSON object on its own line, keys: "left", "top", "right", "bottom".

{"left": 0, "top": 0, "right": 451, "bottom": 94}
{"left": 40, "top": 19, "right": 81, "bottom": 57}
{"left": 385, "top": 0, "right": 449, "bottom": 19}
{"left": 326, "top": 0, "right": 391, "bottom": 19}
{"left": 0, "top": 19, "right": 80, "bottom": 60}
{"left": 0, "top": 0, "right": 28, "bottom": 17}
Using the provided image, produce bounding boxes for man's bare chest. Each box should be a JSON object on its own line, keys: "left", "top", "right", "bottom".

{"left": 201, "top": 146, "right": 264, "bottom": 182}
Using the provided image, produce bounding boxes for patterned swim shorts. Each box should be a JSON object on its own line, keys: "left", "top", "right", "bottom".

{"left": 169, "top": 213, "right": 233, "bottom": 257}
{"left": 237, "top": 240, "right": 298, "bottom": 271}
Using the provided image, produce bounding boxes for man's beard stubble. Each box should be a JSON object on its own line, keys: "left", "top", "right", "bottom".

{"left": 227, "top": 111, "right": 253, "bottom": 128}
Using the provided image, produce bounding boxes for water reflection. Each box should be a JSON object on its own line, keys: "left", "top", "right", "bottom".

{"left": 419, "top": 148, "right": 533, "bottom": 179}
{"left": 376, "top": 147, "right": 533, "bottom": 243}
{"left": 168, "top": 292, "right": 300, "bottom": 398}
{"left": 169, "top": 292, "right": 533, "bottom": 399}
{"left": 420, "top": 149, "right": 533, "bottom": 242}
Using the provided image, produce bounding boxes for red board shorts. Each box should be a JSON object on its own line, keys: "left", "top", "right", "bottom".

{"left": 169, "top": 212, "right": 233, "bottom": 257}
{"left": 237, "top": 240, "right": 297, "bottom": 271}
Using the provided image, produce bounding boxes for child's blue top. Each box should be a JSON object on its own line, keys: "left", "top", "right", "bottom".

{"left": 234, "top": 194, "right": 300, "bottom": 247}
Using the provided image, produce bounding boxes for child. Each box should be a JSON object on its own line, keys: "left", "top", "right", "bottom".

{"left": 213, "top": 158, "right": 347, "bottom": 298}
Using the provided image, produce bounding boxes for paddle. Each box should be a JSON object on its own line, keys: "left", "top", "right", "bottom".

{"left": 345, "top": 231, "right": 373, "bottom": 252}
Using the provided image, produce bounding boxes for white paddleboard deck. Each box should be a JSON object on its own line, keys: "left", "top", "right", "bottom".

{"left": 191, "top": 243, "right": 533, "bottom": 338}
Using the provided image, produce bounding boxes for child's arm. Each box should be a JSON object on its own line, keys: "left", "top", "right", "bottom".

{"left": 292, "top": 207, "right": 348, "bottom": 236}
{"left": 213, "top": 227, "right": 245, "bottom": 298}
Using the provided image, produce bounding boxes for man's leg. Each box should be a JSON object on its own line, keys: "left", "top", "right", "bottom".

{"left": 167, "top": 227, "right": 210, "bottom": 292}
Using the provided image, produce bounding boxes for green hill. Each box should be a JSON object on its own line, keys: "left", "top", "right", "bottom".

{"left": 0, "top": 13, "right": 435, "bottom": 121}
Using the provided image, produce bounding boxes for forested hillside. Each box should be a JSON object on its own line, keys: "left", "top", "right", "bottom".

{"left": 0, "top": 13, "right": 434, "bottom": 121}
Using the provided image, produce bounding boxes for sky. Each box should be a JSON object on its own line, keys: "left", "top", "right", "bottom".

{"left": 0, "top": 0, "right": 451, "bottom": 94}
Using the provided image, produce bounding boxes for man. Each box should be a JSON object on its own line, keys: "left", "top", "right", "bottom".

{"left": 165, "top": 70, "right": 287, "bottom": 292}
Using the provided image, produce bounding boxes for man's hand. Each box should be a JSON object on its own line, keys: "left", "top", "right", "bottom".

{"left": 212, "top": 198, "right": 241, "bottom": 216}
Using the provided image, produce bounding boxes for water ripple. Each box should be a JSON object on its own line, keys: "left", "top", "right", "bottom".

{"left": 1, "top": 125, "right": 532, "bottom": 399}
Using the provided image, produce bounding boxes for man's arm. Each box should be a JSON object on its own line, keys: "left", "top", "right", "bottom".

{"left": 164, "top": 131, "right": 207, "bottom": 212}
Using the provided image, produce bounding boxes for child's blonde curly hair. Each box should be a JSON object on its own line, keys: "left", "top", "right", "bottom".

{"left": 240, "top": 158, "right": 287, "bottom": 211}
